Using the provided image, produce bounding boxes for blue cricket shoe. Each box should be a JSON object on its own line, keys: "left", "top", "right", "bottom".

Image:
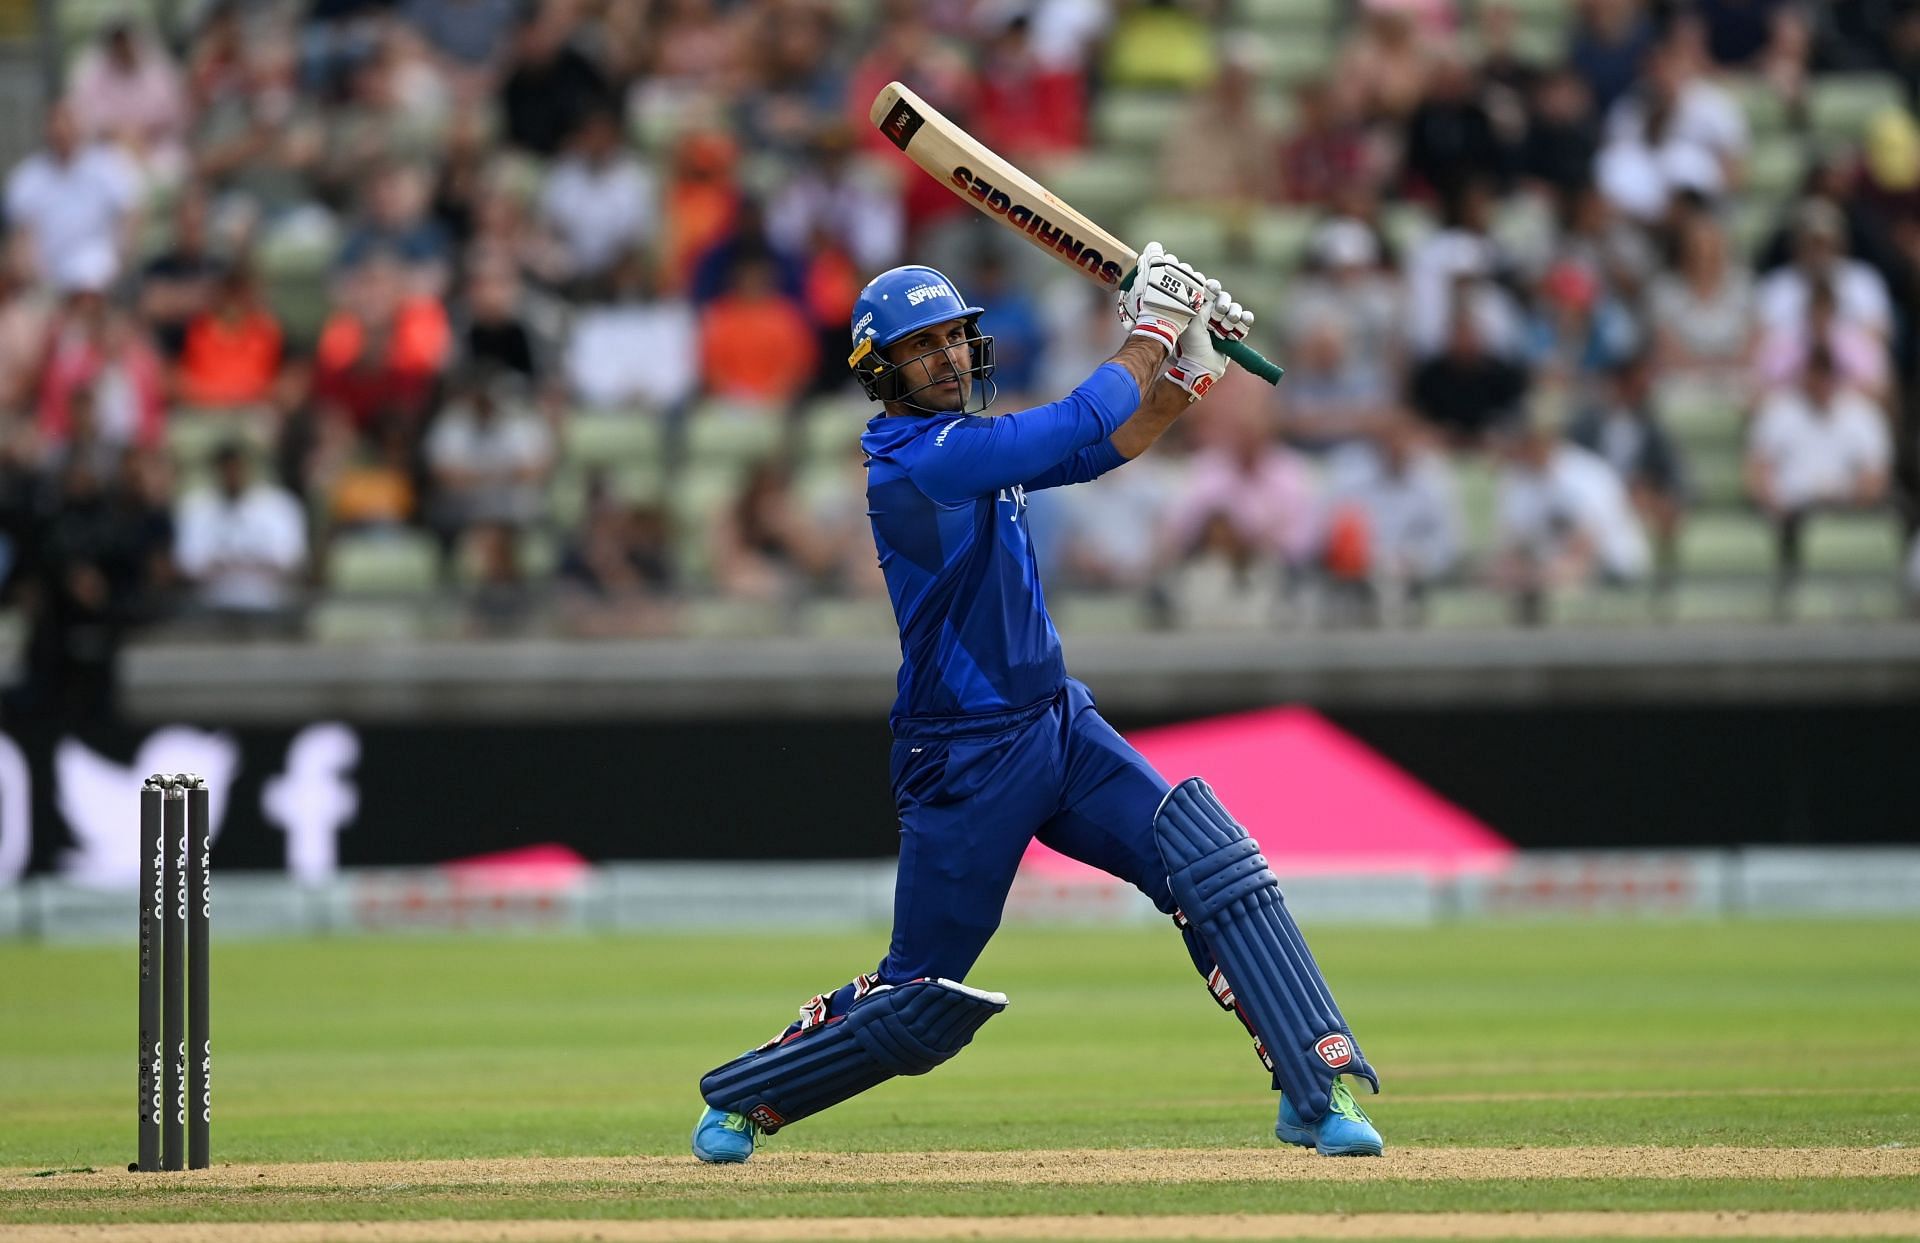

{"left": 691, "top": 1105, "right": 758, "bottom": 1163}
{"left": 1275, "top": 1078, "right": 1384, "bottom": 1156}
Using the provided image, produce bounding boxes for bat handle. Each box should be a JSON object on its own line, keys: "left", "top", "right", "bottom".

{"left": 1218, "top": 337, "right": 1285, "bottom": 385}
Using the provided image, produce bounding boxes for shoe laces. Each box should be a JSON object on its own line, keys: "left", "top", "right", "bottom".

{"left": 1328, "top": 1078, "right": 1373, "bottom": 1124}
{"left": 719, "top": 1112, "right": 756, "bottom": 1137}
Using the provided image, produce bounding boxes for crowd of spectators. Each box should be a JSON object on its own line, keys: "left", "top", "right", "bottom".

{"left": 0, "top": 0, "right": 1915, "bottom": 716}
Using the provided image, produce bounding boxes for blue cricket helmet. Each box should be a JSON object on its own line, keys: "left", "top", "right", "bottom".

{"left": 848, "top": 265, "right": 997, "bottom": 412}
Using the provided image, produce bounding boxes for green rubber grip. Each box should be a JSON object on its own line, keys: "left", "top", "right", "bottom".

{"left": 1117, "top": 266, "right": 1285, "bottom": 386}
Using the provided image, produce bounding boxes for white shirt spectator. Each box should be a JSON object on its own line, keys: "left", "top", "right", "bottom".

{"left": 540, "top": 155, "right": 655, "bottom": 281}
{"left": 1042, "top": 454, "right": 1179, "bottom": 588}
{"left": 1498, "top": 443, "right": 1650, "bottom": 580}
{"left": 767, "top": 171, "right": 903, "bottom": 272}
{"left": 1403, "top": 229, "right": 1523, "bottom": 359}
{"left": 4, "top": 145, "right": 138, "bottom": 291}
{"left": 175, "top": 483, "right": 309, "bottom": 612}
{"left": 1756, "top": 261, "right": 1893, "bottom": 338}
{"left": 1323, "top": 441, "right": 1464, "bottom": 583}
{"left": 565, "top": 300, "right": 699, "bottom": 411}
{"left": 1749, "top": 386, "right": 1890, "bottom": 510}
{"left": 66, "top": 36, "right": 187, "bottom": 153}
{"left": 426, "top": 401, "right": 554, "bottom": 526}
{"left": 1605, "top": 80, "right": 1748, "bottom": 164}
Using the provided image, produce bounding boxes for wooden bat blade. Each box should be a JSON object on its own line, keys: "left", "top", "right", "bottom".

{"left": 868, "top": 81, "right": 1283, "bottom": 385}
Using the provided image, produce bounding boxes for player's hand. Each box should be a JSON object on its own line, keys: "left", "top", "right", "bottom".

{"left": 1118, "top": 241, "right": 1207, "bottom": 354}
{"left": 1166, "top": 284, "right": 1254, "bottom": 400}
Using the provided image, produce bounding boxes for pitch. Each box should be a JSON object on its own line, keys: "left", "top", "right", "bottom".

{"left": 2, "top": 919, "right": 1916, "bottom": 1241}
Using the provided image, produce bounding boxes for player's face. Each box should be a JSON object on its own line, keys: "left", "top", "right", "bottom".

{"left": 888, "top": 318, "right": 973, "bottom": 410}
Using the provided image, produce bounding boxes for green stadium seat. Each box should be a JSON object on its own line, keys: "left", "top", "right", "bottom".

{"left": 684, "top": 403, "right": 786, "bottom": 469}
{"left": 454, "top": 527, "right": 558, "bottom": 586}
{"left": 1234, "top": 28, "right": 1335, "bottom": 87}
{"left": 1032, "top": 151, "right": 1150, "bottom": 229}
{"left": 1744, "top": 135, "right": 1807, "bottom": 199}
{"left": 799, "top": 598, "right": 897, "bottom": 639}
{"left": 1247, "top": 207, "right": 1318, "bottom": 268}
{"left": 1793, "top": 578, "right": 1903, "bottom": 621}
{"left": 1724, "top": 75, "right": 1790, "bottom": 138}
{"left": 328, "top": 530, "right": 442, "bottom": 596}
{"left": 1382, "top": 203, "right": 1437, "bottom": 256}
{"left": 800, "top": 396, "right": 867, "bottom": 466}
{"left": 307, "top": 601, "right": 425, "bottom": 644}
{"left": 679, "top": 597, "right": 783, "bottom": 639}
{"left": 1127, "top": 207, "right": 1230, "bottom": 272}
{"left": 1053, "top": 592, "right": 1152, "bottom": 636}
{"left": 1426, "top": 587, "right": 1510, "bottom": 628}
{"left": 1808, "top": 74, "right": 1904, "bottom": 144}
{"left": 1672, "top": 580, "right": 1770, "bottom": 623}
{"left": 1729, "top": 198, "right": 1780, "bottom": 262}
{"left": 1802, "top": 512, "right": 1902, "bottom": 574}
{"left": 1687, "top": 448, "right": 1746, "bottom": 509}
{"left": 564, "top": 411, "right": 666, "bottom": 467}
{"left": 1555, "top": 585, "right": 1651, "bottom": 626}
{"left": 1239, "top": 0, "right": 1339, "bottom": 26}
{"left": 666, "top": 465, "right": 745, "bottom": 585}
{"left": 1452, "top": 456, "right": 1500, "bottom": 557}
{"left": 166, "top": 406, "right": 275, "bottom": 468}
{"left": 1093, "top": 90, "right": 1186, "bottom": 154}
{"left": 56, "top": 0, "right": 160, "bottom": 51}
{"left": 1679, "top": 512, "right": 1774, "bottom": 577}
{"left": 1659, "top": 382, "right": 1746, "bottom": 452}
{"left": 1495, "top": 0, "right": 1573, "bottom": 22}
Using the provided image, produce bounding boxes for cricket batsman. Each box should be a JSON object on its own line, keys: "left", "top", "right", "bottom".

{"left": 692, "top": 244, "right": 1383, "bottom": 1162}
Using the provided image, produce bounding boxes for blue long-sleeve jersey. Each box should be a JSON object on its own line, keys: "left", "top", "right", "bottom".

{"left": 860, "top": 362, "right": 1140, "bottom": 728}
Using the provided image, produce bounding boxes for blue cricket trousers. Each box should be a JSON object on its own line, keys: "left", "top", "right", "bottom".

{"left": 878, "top": 678, "right": 1176, "bottom": 984}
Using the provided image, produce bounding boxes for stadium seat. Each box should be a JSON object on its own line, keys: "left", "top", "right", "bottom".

{"left": 1426, "top": 587, "right": 1510, "bottom": 628}
{"left": 1802, "top": 512, "right": 1902, "bottom": 575}
{"left": 1672, "top": 580, "right": 1771, "bottom": 623}
{"left": 1687, "top": 449, "right": 1747, "bottom": 510}
{"left": 1053, "top": 592, "right": 1153, "bottom": 636}
{"left": 307, "top": 601, "right": 425, "bottom": 644}
{"left": 1127, "top": 207, "right": 1230, "bottom": 272}
{"left": 1679, "top": 512, "right": 1774, "bottom": 577}
{"left": 166, "top": 406, "right": 275, "bottom": 467}
{"left": 1247, "top": 207, "right": 1319, "bottom": 268}
{"left": 454, "top": 527, "right": 559, "bottom": 586}
{"left": 1233, "top": 27, "right": 1335, "bottom": 88}
{"left": 564, "top": 410, "right": 666, "bottom": 467}
{"left": 1238, "top": 0, "right": 1339, "bottom": 26}
{"left": 1808, "top": 74, "right": 1904, "bottom": 144}
{"left": 1033, "top": 151, "right": 1150, "bottom": 231}
{"left": 1452, "top": 456, "right": 1501, "bottom": 556}
{"left": 1729, "top": 198, "right": 1780, "bottom": 262}
{"left": 1745, "top": 135, "right": 1807, "bottom": 199}
{"left": 1094, "top": 90, "right": 1187, "bottom": 154}
{"left": 799, "top": 598, "right": 897, "bottom": 639}
{"left": 679, "top": 597, "right": 783, "bottom": 639}
{"left": 1793, "top": 578, "right": 1903, "bottom": 621}
{"left": 328, "top": 530, "right": 442, "bottom": 596}
{"left": 1724, "top": 75, "right": 1790, "bottom": 138}
{"left": 684, "top": 403, "right": 786, "bottom": 469}
{"left": 800, "top": 396, "right": 867, "bottom": 467}
{"left": 1555, "top": 585, "right": 1651, "bottom": 626}
{"left": 666, "top": 465, "right": 745, "bottom": 585}
{"left": 1382, "top": 203, "right": 1437, "bottom": 256}
{"left": 1658, "top": 382, "right": 1746, "bottom": 452}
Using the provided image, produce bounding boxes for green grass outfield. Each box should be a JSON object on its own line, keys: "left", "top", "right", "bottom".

{"left": 1, "top": 918, "right": 1917, "bottom": 1239}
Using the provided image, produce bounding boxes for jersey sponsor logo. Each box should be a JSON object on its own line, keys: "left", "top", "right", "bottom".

{"left": 948, "top": 166, "right": 1127, "bottom": 287}
{"left": 853, "top": 311, "right": 873, "bottom": 338}
{"left": 1315, "top": 1032, "right": 1354, "bottom": 1069}
{"left": 906, "top": 281, "right": 954, "bottom": 306}
{"left": 996, "top": 484, "right": 1027, "bottom": 520}
{"left": 934, "top": 418, "right": 964, "bottom": 447}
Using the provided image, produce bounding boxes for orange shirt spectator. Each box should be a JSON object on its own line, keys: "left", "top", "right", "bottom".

{"left": 178, "top": 271, "right": 283, "bottom": 407}
{"left": 313, "top": 257, "right": 451, "bottom": 426}
{"left": 661, "top": 132, "right": 741, "bottom": 292}
{"left": 698, "top": 259, "right": 818, "bottom": 404}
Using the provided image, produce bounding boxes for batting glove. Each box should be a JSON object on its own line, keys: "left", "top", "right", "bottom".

{"left": 1166, "top": 282, "right": 1254, "bottom": 400}
{"left": 1118, "top": 242, "right": 1208, "bottom": 354}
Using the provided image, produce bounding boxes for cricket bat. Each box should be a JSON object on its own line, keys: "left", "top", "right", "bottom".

{"left": 869, "top": 81, "right": 1284, "bottom": 385}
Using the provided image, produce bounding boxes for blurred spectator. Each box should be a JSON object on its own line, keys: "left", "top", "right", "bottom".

{"left": 1492, "top": 424, "right": 1650, "bottom": 620}
{"left": 174, "top": 443, "right": 309, "bottom": 635}
{"left": 192, "top": 29, "right": 325, "bottom": 223}
{"left": 340, "top": 162, "right": 453, "bottom": 292}
{"left": 140, "top": 185, "right": 223, "bottom": 358}
{"left": 1165, "top": 510, "right": 1286, "bottom": 630}
{"left": 1402, "top": 51, "right": 1506, "bottom": 200}
{"left": 66, "top": 20, "right": 189, "bottom": 184}
{"left": 177, "top": 268, "right": 285, "bottom": 409}
{"left": 710, "top": 461, "right": 839, "bottom": 601}
{"left": 1596, "top": 36, "right": 1748, "bottom": 224}
{"left": 735, "top": 2, "right": 848, "bottom": 156}
{"left": 557, "top": 489, "right": 677, "bottom": 637}
{"left": 1525, "top": 191, "right": 1646, "bottom": 389}
{"left": 1158, "top": 52, "right": 1274, "bottom": 206}
{"left": 1102, "top": 0, "right": 1215, "bottom": 90}
{"left": 1517, "top": 69, "right": 1600, "bottom": 198}
{"left": 1319, "top": 417, "right": 1465, "bottom": 621}
{"left": 313, "top": 254, "right": 452, "bottom": 428}
{"left": 39, "top": 384, "right": 127, "bottom": 485}
{"left": 499, "top": 2, "right": 615, "bottom": 157}
{"left": 565, "top": 249, "right": 699, "bottom": 413}
{"left": 970, "top": 254, "right": 1047, "bottom": 401}
{"left": 767, "top": 124, "right": 904, "bottom": 272}
{"left": 1404, "top": 179, "right": 1524, "bottom": 358}
{"left": 1565, "top": 351, "right": 1685, "bottom": 579}
{"left": 1040, "top": 452, "right": 1179, "bottom": 592}
{"left": 1569, "top": 0, "right": 1658, "bottom": 116}
{"left": 0, "top": 244, "right": 53, "bottom": 415}
{"left": 8, "top": 456, "right": 153, "bottom": 721}
{"left": 1160, "top": 386, "right": 1320, "bottom": 574}
{"left": 659, "top": 131, "right": 745, "bottom": 291}
{"left": 697, "top": 256, "right": 818, "bottom": 405}
{"left": 973, "top": 12, "right": 1087, "bottom": 160}
{"left": 4, "top": 102, "right": 138, "bottom": 293}
{"left": 1339, "top": 5, "right": 1433, "bottom": 126}
{"left": 1647, "top": 206, "right": 1755, "bottom": 381}
{"left": 326, "top": 413, "right": 419, "bottom": 531}
{"left": 37, "top": 293, "right": 167, "bottom": 451}
{"left": 1275, "top": 77, "right": 1374, "bottom": 206}
{"left": 539, "top": 109, "right": 657, "bottom": 292}
{"left": 425, "top": 373, "right": 554, "bottom": 540}
{"left": 690, "top": 199, "right": 805, "bottom": 306}
{"left": 1409, "top": 301, "right": 1531, "bottom": 444}
{"left": 1756, "top": 199, "right": 1893, "bottom": 341}
{"left": 463, "top": 521, "right": 535, "bottom": 636}
{"left": 461, "top": 256, "right": 542, "bottom": 381}
{"left": 401, "top": 0, "right": 520, "bottom": 74}
{"left": 430, "top": 112, "right": 490, "bottom": 252}
{"left": 1281, "top": 219, "right": 1404, "bottom": 448}
{"left": 848, "top": 5, "right": 977, "bottom": 234}
{"left": 1752, "top": 277, "right": 1892, "bottom": 402}
{"left": 316, "top": 29, "right": 451, "bottom": 207}
{"left": 1747, "top": 348, "right": 1890, "bottom": 581}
